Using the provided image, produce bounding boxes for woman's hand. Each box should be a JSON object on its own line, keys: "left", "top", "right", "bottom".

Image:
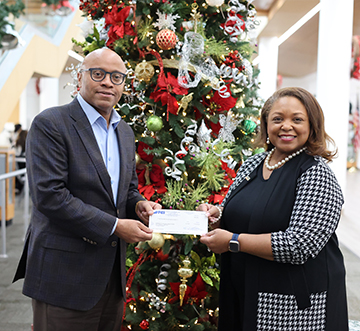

{"left": 200, "top": 229, "right": 233, "bottom": 254}
{"left": 197, "top": 203, "right": 223, "bottom": 227}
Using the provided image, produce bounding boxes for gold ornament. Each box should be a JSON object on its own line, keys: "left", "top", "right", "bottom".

{"left": 134, "top": 61, "right": 155, "bottom": 82}
{"left": 147, "top": 232, "right": 165, "bottom": 250}
{"left": 177, "top": 257, "right": 193, "bottom": 306}
{"left": 190, "top": 3, "right": 202, "bottom": 33}
{"left": 135, "top": 152, "right": 142, "bottom": 167}
{"left": 177, "top": 93, "right": 194, "bottom": 113}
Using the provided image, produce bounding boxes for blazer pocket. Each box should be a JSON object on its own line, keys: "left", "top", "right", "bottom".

{"left": 42, "top": 233, "right": 86, "bottom": 253}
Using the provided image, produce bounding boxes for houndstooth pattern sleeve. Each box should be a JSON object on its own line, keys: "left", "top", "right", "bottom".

{"left": 271, "top": 157, "right": 344, "bottom": 264}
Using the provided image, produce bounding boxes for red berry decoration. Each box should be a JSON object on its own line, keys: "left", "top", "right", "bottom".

{"left": 156, "top": 29, "right": 177, "bottom": 50}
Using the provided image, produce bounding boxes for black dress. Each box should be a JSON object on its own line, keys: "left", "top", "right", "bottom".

{"left": 218, "top": 152, "right": 348, "bottom": 331}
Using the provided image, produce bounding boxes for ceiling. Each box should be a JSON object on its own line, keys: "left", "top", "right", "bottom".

{"left": 61, "top": 0, "right": 360, "bottom": 78}
{"left": 253, "top": 0, "right": 360, "bottom": 77}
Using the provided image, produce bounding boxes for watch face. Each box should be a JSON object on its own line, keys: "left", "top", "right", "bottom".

{"left": 229, "top": 241, "right": 239, "bottom": 252}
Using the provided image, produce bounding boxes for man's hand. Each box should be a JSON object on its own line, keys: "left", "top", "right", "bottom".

{"left": 200, "top": 229, "right": 232, "bottom": 254}
{"left": 136, "top": 200, "right": 162, "bottom": 224}
{"left": 114, "top": 219, "right": 153, "bottom": 243}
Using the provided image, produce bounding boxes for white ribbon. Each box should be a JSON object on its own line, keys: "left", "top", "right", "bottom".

{"left": 164, "top": 121, "right": 200, "bottom": 180}
{"left": 211, "top": 138, "right": 237, "bottom": 169}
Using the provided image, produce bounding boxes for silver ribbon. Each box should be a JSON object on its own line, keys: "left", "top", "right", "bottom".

{"left": 157, "top": 263, "right": 171, "bottom": 293}
{"left": 164, "top": 121, "right": 200, "bottom": 180}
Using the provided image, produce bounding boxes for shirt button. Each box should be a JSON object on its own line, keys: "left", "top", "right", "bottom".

{"left": 111, "top": 241, "right": 117, "bottom": 247}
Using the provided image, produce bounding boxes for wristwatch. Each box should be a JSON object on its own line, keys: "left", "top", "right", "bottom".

{"left": 228, "top": 233, "right": 240, "bottom": 252}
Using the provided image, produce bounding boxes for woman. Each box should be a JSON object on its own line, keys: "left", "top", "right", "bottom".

{"left": 199, "top": 87, "right": 348, "bottom": 330}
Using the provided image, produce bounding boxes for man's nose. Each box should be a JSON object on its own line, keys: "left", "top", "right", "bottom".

{"left": 101, "top": 73, "right": 113, "bottom": 85}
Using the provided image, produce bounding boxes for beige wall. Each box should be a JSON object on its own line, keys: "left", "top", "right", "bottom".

{"left": 0, "top": 9, "right": 83, "bottom": 132}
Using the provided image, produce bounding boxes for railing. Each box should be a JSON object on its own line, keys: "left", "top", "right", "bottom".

{"left": 0, "top": 166, "right": 30, "bottom": 258}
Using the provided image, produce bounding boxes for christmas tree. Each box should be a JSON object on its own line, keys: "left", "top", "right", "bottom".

{"left": 72, "top": 0, "right": 262, "bottom": 329}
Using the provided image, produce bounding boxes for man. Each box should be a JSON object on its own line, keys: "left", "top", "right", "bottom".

{"left": 13, "top": 48, "right": 160, "bottom": 330}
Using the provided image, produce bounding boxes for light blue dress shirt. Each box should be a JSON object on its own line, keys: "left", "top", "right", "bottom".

{"left": 77, "top": 94, "right": 121, "bottom": 234}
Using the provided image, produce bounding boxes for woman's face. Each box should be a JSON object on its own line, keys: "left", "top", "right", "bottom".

{"left": 267, "top": 96, "right": 310, "bottom": 158}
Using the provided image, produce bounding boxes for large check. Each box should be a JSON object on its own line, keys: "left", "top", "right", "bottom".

{"left": 149, "top": 209, "right": 208, "bottom": 235}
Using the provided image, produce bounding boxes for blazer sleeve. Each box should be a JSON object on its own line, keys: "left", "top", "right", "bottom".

{"left": 26, "top": 109, "right": 117, "bottom": 246}
{"left": 271, "top": 158, "right": 344, "bottom": 264}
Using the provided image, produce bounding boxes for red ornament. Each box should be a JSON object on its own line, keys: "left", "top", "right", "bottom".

{"left": 156, "top": 29, "right": 177, "bottom": 50}
{"left": 139, "top": 320, "right": 150, "bottom": 330}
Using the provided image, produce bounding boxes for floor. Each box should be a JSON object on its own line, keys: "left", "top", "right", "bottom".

{"left": 0, "top": 170, "right": 360, "bottom": 331}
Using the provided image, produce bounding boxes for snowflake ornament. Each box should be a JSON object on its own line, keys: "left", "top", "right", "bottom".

{"left": 153, "top": 10, "right": 180, "bottom": 31}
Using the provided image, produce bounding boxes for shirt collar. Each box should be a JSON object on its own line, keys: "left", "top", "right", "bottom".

{"left": 77, "top": 94, "right": 121, "bottom": 128}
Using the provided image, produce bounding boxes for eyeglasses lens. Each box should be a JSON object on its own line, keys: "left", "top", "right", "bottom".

{"left": 90, "top": 69, "right": 124, "bottom": 85}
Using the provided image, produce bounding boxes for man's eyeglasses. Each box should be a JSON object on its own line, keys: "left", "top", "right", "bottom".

{"left": 80, "top": 68, "right": 126, "bottom": 85}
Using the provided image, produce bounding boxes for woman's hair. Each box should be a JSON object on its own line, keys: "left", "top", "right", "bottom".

{"left": 257, "top": 87, "right": 337, "bottom": 161}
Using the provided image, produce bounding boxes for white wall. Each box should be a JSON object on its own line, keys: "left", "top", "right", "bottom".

{"left": 281, "top": 72, "right": 317, "bottom": 96}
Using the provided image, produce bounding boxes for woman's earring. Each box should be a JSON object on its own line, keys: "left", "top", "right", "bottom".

{"left": 77, "top": 85, "right": 80, "bottom": 91}
{"left": 266, "top": 137, "right": 270, "bottom": 144}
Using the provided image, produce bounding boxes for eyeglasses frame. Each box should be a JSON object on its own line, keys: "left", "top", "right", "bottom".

{"left": 79, "top": 68, "right": 127, "bottom": 85}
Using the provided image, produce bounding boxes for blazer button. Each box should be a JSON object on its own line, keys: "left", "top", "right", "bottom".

{"left": 111, "top": 241, "right": 117, "bottom": 247}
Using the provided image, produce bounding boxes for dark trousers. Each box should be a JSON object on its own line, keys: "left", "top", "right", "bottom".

{"left": 32, "top": 257, "right": 124, "bottom": 331}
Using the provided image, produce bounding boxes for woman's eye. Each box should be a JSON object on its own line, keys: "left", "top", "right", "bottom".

{"left": 272, "top": 117, "right": 282, "bottom": 122}
{"left": 294, "top": 118, "right": 304, "bottom": 122}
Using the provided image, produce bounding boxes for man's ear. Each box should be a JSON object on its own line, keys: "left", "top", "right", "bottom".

{"left": 77, "top": 71, "right": 82, "bottom": 89}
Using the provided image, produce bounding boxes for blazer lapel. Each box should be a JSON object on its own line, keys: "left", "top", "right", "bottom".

{"left": 69, "top": 99, "right": 115, "bottom": 204}
{"left": 115, "top": 121, "right": 134, "bottom": 206}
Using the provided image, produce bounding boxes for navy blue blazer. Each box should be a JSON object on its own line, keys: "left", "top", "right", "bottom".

{"left": 13, "top": 98, "right": 144, "bottom": 311}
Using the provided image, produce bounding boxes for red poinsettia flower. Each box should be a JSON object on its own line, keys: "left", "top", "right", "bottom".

{"left": 137, "top": 141, "right": 154, "bottom": 163}
{"left": 203, "top": 85, "right": 237, "bottom": 135}
{"left": 221, "top": 160, "right": 237, "bottom": 179}
{"left": 169, "top": 273, "right": 208, "bottom": 305}
{"left": 136, "top": 164, "right": 167, "bottom": 200}
{"left": 204, "top": 85, "right": 237, "bottom": 114}
{"left": 156, "top": 249, "right": 169, "bottom": 261}
{"left": 150, "top": 72, "right": 188, "bottom": 116}
{"left": 220, "top": 12, "right": 246, "bottom": 35}
{"left": 104, "top": 5, "right": 137, "bottom": 46}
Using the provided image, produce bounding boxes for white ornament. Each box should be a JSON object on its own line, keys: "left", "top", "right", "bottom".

{"left": 153, "top": 10, "right": 180, "bottom": 31}
{"left": 77, "top": 19, "right": 94, "bottom": 37}
{"left": 197, "top": 120, "right": 212, "bottom": 147}
{"left": 206, "top": 0, "right": 224, "bottom": 6}
{"left": 218, "top": 112, "right": 241, "bottom": 143}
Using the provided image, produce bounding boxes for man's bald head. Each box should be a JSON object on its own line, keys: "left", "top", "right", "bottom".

{"left": 77, "top": 48, "right": 127, "bottom": 121}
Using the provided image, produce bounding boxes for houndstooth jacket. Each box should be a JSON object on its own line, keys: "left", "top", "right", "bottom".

{"left": 218, "top": 151, "right": 348, "bottom": 331}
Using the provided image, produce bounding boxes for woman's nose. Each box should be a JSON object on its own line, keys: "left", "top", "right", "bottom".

{"left": 281, "top": 121, "right": 293, "bottom": 130}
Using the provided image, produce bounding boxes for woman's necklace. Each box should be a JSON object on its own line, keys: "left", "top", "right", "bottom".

{"left": 265, "top": 147, "right": 307, "bottom": 171}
